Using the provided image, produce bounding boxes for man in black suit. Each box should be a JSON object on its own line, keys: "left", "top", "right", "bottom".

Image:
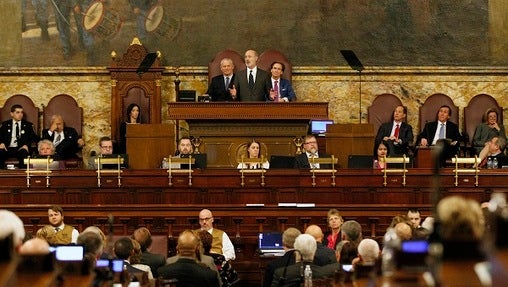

{"left": 207, "top": 58, "right": 236, "bottom": 101}
{"left": 132, "top": 227, "right": 166, "bottom": 278}
{"left": 418, "top": 105, "right": 462, "bottom": 165}
{"left": 294, "top": 134, "right": 332, "bottom": 169}
{"left": 0, "top": 104, "right": 39, "bottom": 168}
{"left": 374, "top": 105, "right": 414, "bottom": 156}
{"left": 113, "top": 237, "right": 145, "bottom": 276}
{"left": 157, "top": 230, "right": 220, "bottom": 286}
{"left": 305, "top": 225, "right": 337, "bottom": 266}
{"left": 231, "top": 49, "right": 270, "bottom": 101}
{"left": 263, "top": 227, "right": 301, "bottom": 287}
{"left": 41, "top": 115, "right": 84, "bottom": 160}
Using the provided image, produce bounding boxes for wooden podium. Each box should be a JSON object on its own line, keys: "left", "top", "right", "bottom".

{"left": 126, "top": 124, "right": 175, "bottom": 169}
{"left": 325, "top": 124, "right": 375, "bottom": 168}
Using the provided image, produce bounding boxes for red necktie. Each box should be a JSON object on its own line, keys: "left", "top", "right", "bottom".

{"left": 394, "top": 124, "right": 400, "bottom": 139}
{"left": 274, "top": 80, "right": 279, "bottom": 102}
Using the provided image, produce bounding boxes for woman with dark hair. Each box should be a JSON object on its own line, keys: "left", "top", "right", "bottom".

{"left": 119, "top": 103, "right": 141, "bottom": 153}
{"left": 373, "top": 141, "right": 390, "bottom": 169}
{"left": 237, "top": 140, "right": 270, "bottom": 169}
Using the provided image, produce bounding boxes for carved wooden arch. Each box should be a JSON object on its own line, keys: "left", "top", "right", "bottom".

{"left": 108, "top": 38, "right": 164, "bottom": 144}
{"left": 367, "top": 93, "right": 403, "bottom": 133}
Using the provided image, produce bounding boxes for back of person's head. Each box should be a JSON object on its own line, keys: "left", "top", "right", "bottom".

{"left": 282, "top": 227, "right": 301, "bottom": 249}
{"left": 305, "top": 225, "right": 324, "bottom": 242}
{"left": 0, "top": 210, "right": 26, "bottom": 250}
{"left": 437, "top": 195, "right": 485, "bottom": 241}
{"left": 77, "top": 231, "right": 103, "bottom": 259}
{"left": 394, "top": 222, "right": 413, "bottom": 241}
{"left": 496, "top": 136, "right": 506, "bottom": 151}
{"left": 357, "top": 238, "right": 380, "bottom": 264}
{"left": 294, "top": 234, "right": 317, "bottom": 262}
{"left": 114, "top": 237, "right": 134, "bottom": 260}
{"left": 19, "top": 238, "right": 50, "bottom": 255}
{"left": 132, "top": 227, "right": 152, "bottom": 252}
{"left": 130, "top": 238, "right": 142, "bottom": 264}
{"left": 83, "top": 226, "right": 107, "bottom": 249}
{"left": 341, "top": 220, "right": 362, "bottom": 243}
{"left": 336, "top": 240, "right": 357, "bottom": 265}
{"left": 177, "top": 230, "right": 199, "bottom": 257}
{"left": 389, "top": 215, "right": 410, "bottom": 228}
{"left": 197, "top": 230, "right": 213, "bottom": 253}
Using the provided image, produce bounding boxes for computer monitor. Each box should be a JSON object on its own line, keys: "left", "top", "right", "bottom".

{"left": 309, "top": 120, "right": 333, "bottom": 135}
{"left": 178, "top": 90, "right": 196, "bottom": 102}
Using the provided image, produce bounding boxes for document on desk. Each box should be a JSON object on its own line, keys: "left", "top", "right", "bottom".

{"left": 297, "top": 203, "right": 316, "bottom": 208}
{"left": 278, "top": 203, "right": 297, "bottom": 207}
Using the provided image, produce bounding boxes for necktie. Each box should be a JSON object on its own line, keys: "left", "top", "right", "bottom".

{"left": 55, "top": 227, "right": 60, "bottom": 232}
{"left": 15, "top": 122, "right": 19, "bottom": 138}
{"left": 438, "top": 123, "right": 445, "bottom": 139}
{"left": 394, "top": 124, "right": 400, "bottom": 138}
{"left": 55, "top": 133, "right": 62, "bottom": 146}
{"left": 274, "top": 80, "right": 279, "bottom": 102}
{"left": 248, "top": 70, "right": 254, "bottom": 89}
{"left": 225, "top": 77, "right": 230, "bottom": 90}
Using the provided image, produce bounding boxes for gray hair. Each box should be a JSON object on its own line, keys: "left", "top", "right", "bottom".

{"left": 358, "top": 238, "right": 380, "bottom": 264}
{"left": 294, "top": 234, "right": 317, "bottom": 262}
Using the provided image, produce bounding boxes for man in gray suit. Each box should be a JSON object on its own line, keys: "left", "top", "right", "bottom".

{"left": 230, "top": 50, "right": 270, "bottom": 101}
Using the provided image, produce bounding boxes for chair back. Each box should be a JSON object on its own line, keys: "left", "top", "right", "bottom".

{"left": 258, "top": 49, "right": 292, "bottom": 81}
{"left": 0, "top": 94, "right": 40, "bottom": 134}
{"left": 367, "top": 94, "right": 403, "bottom": 133}
{"left": 419, "top": 93, "right": 459, "bottom": 133}
{"left": 463, "top": 94, "right": 503, "bottom": 144}
{"left": 43, "top": 94, "right": 83, "bottom": 136}
{"left": 208, "top": 49, "right": 245, "bottom": 83}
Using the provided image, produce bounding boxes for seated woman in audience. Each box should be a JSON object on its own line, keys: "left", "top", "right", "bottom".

{"left": 473, "top": 108, "right": 506, "bottom": 159}
{"left": 119, "top": 103, "right": 141, "bottom": 154}
{"left": 130, "top": 239, "right": 154, "bottom": 279}
{"left": 373, "top": 141, "right": 389, "bottom": 169}
{"left": 323, "top": 208, "right": 343, "bottom": 250}
{"left": 237, "top": 140, "right": 270, "bottom": 169}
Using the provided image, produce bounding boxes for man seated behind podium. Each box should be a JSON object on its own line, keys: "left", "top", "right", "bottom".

{"left": 418, "top": 105, "right": 461, "bottom": 165}
{"left": 88, "top": 136, "right": 128, "bottom": 169}
{"left": 41, "top": 115, "right": 84, "bottom": 160}
{"left": 374, "top": 105, "right": 413, "bottom": 156}
{"left": 294, "top": 134, "right": 332, "bottom": 169}
{"left": 170, "top": 137, "right": 206, "bottom": 169}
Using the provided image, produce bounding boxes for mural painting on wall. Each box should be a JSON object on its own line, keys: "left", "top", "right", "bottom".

{"left": 14, "top": 0, "right": 491, "bottom": 67}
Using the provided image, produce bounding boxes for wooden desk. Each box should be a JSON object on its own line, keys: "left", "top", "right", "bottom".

{"left": 167, "top": 102, "right": 329, "bottom": 167}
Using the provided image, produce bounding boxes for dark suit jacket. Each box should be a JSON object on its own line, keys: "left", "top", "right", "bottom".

{"left": 0, "top": 119, "right": 38, "bottom": 149}
{"left": 207, "top": 74, "right": 236, "bottom": 101}
{"left": 374, "top": 122, "right": 414, "bottom": 156}
{"left": 157, "top": 257, "right": 220, "bottom": 287}
{"left": 267, "top": 78, "right": 297, "bottom": 102}
{"left": 294, "top": 152, "right": 332, "bottom": 169}
{"left": 271, "top": 262, "right": 333, "bottom": 287}
{"left": 313, "top": 243, "right": 337, "bottom": 266}
{"left": 140, "top": 250, "right": 166, "bottom": 278}
{"left": 42, "top": 126, "right": 80, "bottom": 159}
{"left": 263, "top": 250, "right": 296, "bottom": 287}
{"left": 418, "top": 121, "right": 461, "bottom": 145}
{"left": 234, "top": 68, "right": 270, "bottom": 101}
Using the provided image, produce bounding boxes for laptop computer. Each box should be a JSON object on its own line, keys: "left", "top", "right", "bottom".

{"left": 258, "top": 232, "right": 284, "bottom": 256}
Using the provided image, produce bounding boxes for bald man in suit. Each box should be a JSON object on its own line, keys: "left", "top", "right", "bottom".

{"left": 230, "top": 50, "right": 270, "bottom": 101}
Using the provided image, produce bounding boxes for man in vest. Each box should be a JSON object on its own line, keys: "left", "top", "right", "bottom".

{"left": 36, "top": 205, "right": 79, "bottom": 245}
{"left": 198, "top": 209, "right": 236, "bottom": 261}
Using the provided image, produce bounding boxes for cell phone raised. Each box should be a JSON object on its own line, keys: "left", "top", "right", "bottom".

{"left": 54, "top": 245, "right": 84, "bottom": 261}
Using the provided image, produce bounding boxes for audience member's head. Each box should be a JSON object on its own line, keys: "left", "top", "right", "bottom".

{"left": 38, "top": 139, "right": 55, "bottom": 156}
{"left": 407, "top": 209, "right": 422, "bottom": 228}
{"left": 126, "top": 103, "right": 141, "bottom": 123}
{"left": 282, "top": 227, "right": 301, "bottom": 249}
{"left": 177, "top": 137, "right": 193, "bottom": 155}
{"left": 245, "top": 140, "right": 262, "bottom": 159}
{"left": 294, "top": 234, "right": 317, "bottom": 262}
{"left": 437, "top": 195, "right": 485, "bottom": 241}
{"left": 335, "top": 240, "right": 357, "bottom": 265}
{"left": 0, "top": 210, "right": 26, "bottom": 250}
{"left": 47, "top": 205, "right": 65, "bottom": 227}
{"left": 198, "top": 209, "right": 214, "bottom": 231}
{"left": 389, "top": 215, "right": 410, "bottom": 229}
{"left": 77, "top": 231, "right": 103, "bottom": 260}
{"left": 220, "top": 58, "right": 234, "bottom": 77}
{"left": 83, "top": 226, "right": 107, "bottom": 251}
{"left": 198, "top": 230, "right": 213, "bottom": 254}
{"left": 99, "top": 136, "right": 114, "bottom": 155}
{"left": 132, "top": 227, "right": 152, "bottom": 252}
{"left": 50, "top": 115, "right": 65, "bottom": 133}
{"left": 305, "top": 225, "right": 324, "bottom": 243}
{"left": 176, "top": 230, "right": 200, "bottom": 258}
{"left": 19, "top": 238, "right": 50, "bottom": 255}
{"left": 488, "top": 136, "right": 505, "bottom": 155}
{"left": 394, "top": 222, "right": 413, "bottom": 241}
{"left": 327, "top": 209, "right": 343, "bottom": 232}
{"left": 130, "top": 238, "right": 143, "bottom": 264}
{"left": 114, "top": 237, "right": 134, "bottom": 260}
{"left": 341, "top": 220, "right": 362, "bottom": 244}
{"left": 357, "top": 238, "right": 380, "bottom": 265}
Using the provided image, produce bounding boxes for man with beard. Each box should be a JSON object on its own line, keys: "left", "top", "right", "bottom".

{"left": 294, "top": 134, "right": 332, "bottom": 169}
{"left": 36, "top": 205, "right": 79, "bottom": 245}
